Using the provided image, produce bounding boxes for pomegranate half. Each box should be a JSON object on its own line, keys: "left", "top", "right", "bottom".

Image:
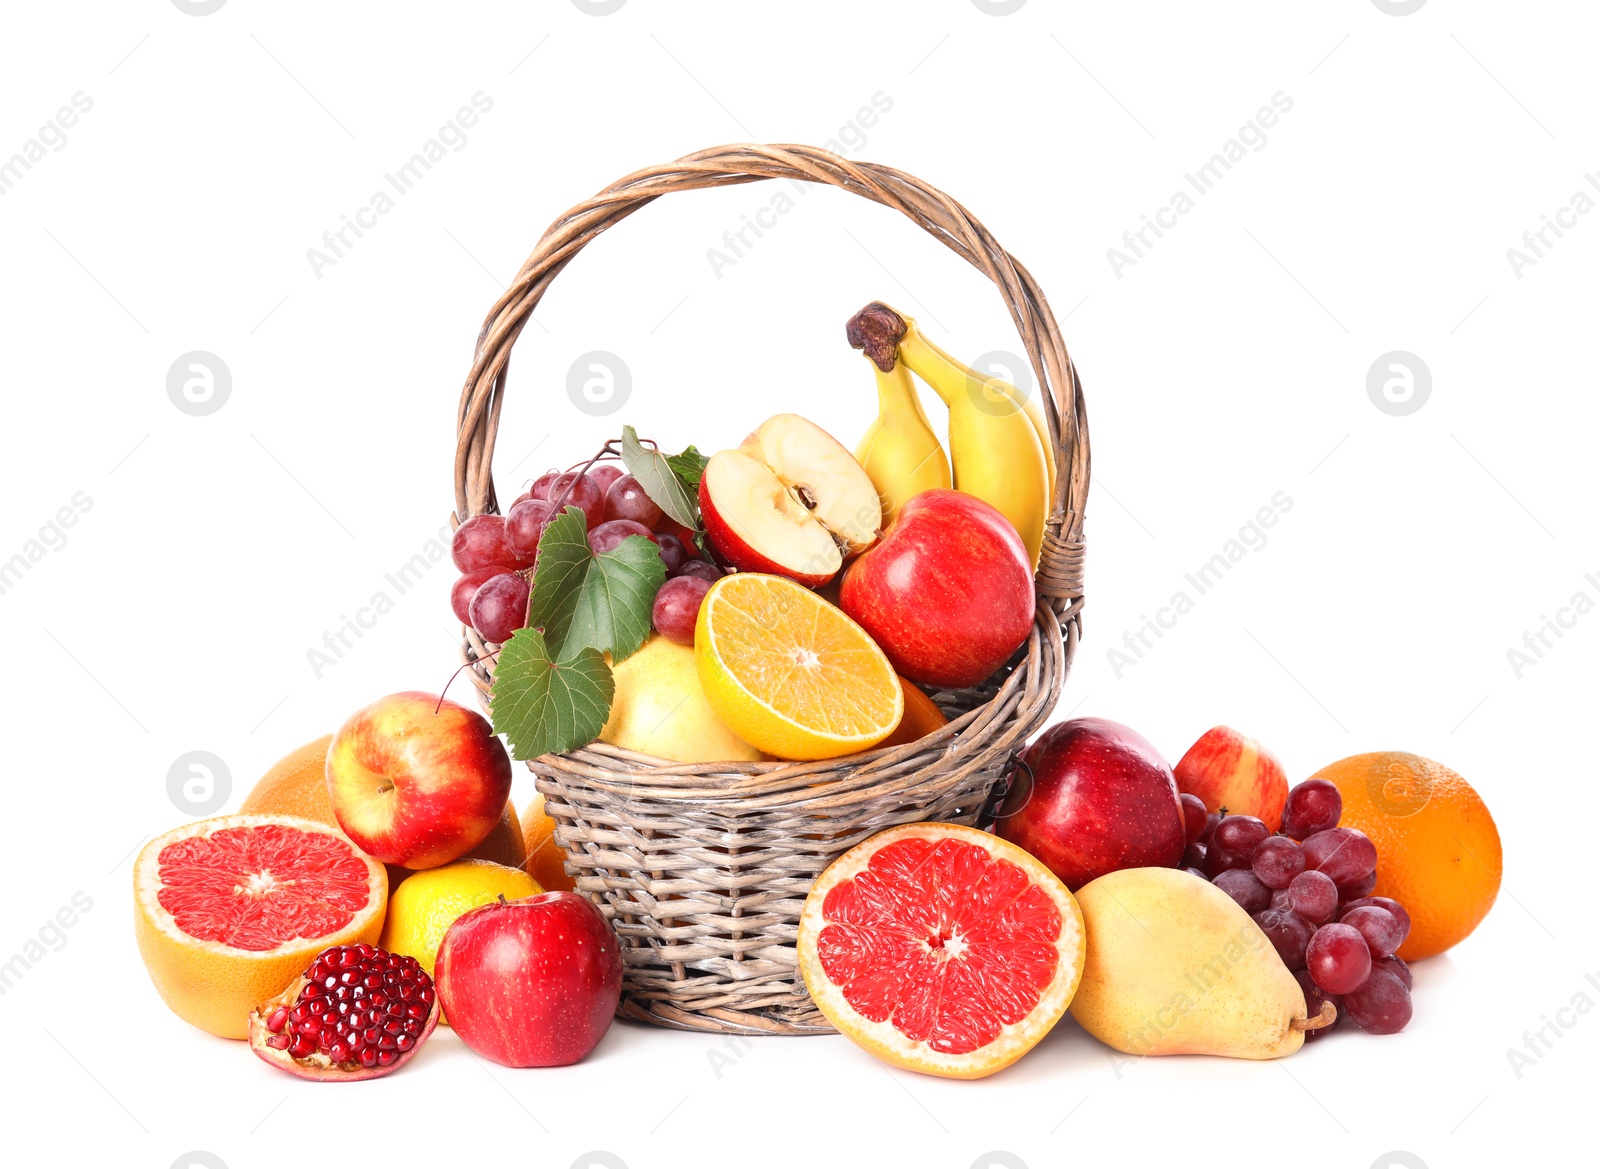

{"left": 247, "top": 943, "right": 439, "bottom": 1081}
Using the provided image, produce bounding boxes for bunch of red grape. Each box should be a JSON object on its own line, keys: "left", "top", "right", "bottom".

{"left": 449, "top": 464, "right": 724, "bottom": 647}
{"left": 1178, "top": 780, "right": 1413, "bottom": 1037}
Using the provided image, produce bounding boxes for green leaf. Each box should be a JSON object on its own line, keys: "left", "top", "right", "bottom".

{"left": 525, "top": 506, "right": 593, "bottom": 658}
{"left": 526, "top": 503, "right": 665, "bottom": 663}
{"left": 620, "top": 425, "right": 699, "bottom": 529}
{"left": 564, "top": 534, "right": 664, "bottom": 662}
{"left": 665, "top": 444, "right": 709, "bottom": 493}
{"left": 491, "top": 627, "right": 614, "bottom": 760}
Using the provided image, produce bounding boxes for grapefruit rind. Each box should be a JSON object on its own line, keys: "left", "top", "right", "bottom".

{"left": 797, "top": 822, "right": 1085, "bottom": 1079}
{"left": 134, "top": 814, "right": 388, "bottom": 1040}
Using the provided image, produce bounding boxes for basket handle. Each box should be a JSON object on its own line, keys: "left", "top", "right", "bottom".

{"left": 452, "top": 142, "right": 1087, "bottom": 614}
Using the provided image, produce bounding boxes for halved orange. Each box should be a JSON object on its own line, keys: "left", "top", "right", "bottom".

{"left": 695, "top": 573, "right": 902, "bottom": 760}
{"left": 798, "top": 823, "right": 1085, "bottom": 1079}
{"left": 134, "top": 814, "right": 387, "bottom": 1039}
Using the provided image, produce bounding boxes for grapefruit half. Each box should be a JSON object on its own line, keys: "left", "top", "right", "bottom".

{"left": 134, "top": 814, "right": 388, "bottom": 1039}
{"left": 797, "top": 822, "right": 1085, "bottom": 1078}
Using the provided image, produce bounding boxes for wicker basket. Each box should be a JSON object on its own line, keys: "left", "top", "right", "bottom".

{"left": 452, "top": 143, "right": 1089, "bottom": 1036}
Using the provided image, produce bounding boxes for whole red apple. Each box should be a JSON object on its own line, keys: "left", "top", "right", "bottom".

{"left": 326, "top": 691, "right": 513, "bottom": 869}
{"left": 1174, "top": 726, "right": 1289, "bottom": 829}
{"left": 839, "top": 489, "right": 1034, "bottom": 689}
{"left": 435, "top": 891, "right": 623, "bottom": 1067}
{"left": 995, "top": 717, "right": 1186, "bottom": 890}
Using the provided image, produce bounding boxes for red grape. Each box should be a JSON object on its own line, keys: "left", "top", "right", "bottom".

{"left": 1341, "top": 906, "right": 1405, "bottom": 958}
{"left": 1204, "top": 843, "right": 1253, "bottom": 878}
{"left": 1214, "top": 814, "right": 1270, "bottom": 854}
{"left": 676, "top": 560, "right": 725, "bottom": 584}
{"left": 1269, "top": 887, "right": 1294, "bottom": 912}
{"left": 452, "top": 514, "right": 526, "bottom": 572}
{"left": 1252, "top": 835, "right": 1306, "bottom": 889}
{"left": 547, "top": 472, "right": 605, "bottom": 528}
{"left": 656, "top": 533, "right": 690, "bottom": 576}
{"left": 604, "top": 474, "right": 666, "bottom": 529}
{"left": 1342, "top": 967, "right": 1412, "bottom": 1034}
{"left": 1198, "top": 811, "right": 1222, "bottom": 844}
{"left": 1287, "top": 870, "right": 1339, "bottom": 923}
{"left": 1293, "top": 970, "right": 1339, "bottom": 1043}
{"left": 589, "top": 464, "right": 625, "bottom": 495}
{"left": 1281, "top": 779, "right": 1342, "bottom": 840}
{"left": 468, "top": 572, "right": 530, "bottom": 644}
{"left": 1306, "top": 923, "right": 1372, "bottom": 995}
{"left": 450, "top": 568, "right": 499, "bottom": 626}
{"left": 1180, "top": 793, "right": 1208, "bottom": 845}
{"left": 1302, "top": 827, "right": 1377, "bottom": 887}
{"left": 1343, "top": 896, "right": 1411, "bottom": 945}
{"left": 588, "top": 519, "right": 657, "bottom": 556}
{"left": 1181, "top": 867, "right": 1208, "bottom": 881}
{"left": 1252, "top": 909, "right": 1314, "bottom": 970}
{"left": 506, "top": 498, "right": 556, "bottom": 560}
{"left": 652, "top": 576, "right": 712, "bottom": 645}
{"left": 528, "top": 470, "right": 562, "bottom": 500}
{"left": 1182, "top": 842, "right": 1208, "bottom": 870}
{"left": 1375, "top": 954, "right": 1412, "bottom": 990}
{"left": 1213, "top": 868, "right": 1271, "bottom": 914}
{"left": 1336, "top": 870, "right": 1377, "bottom": 901}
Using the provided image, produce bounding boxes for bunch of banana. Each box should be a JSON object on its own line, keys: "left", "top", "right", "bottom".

{"left": 848, "top": 302, "right": 1053, "bottom": 567}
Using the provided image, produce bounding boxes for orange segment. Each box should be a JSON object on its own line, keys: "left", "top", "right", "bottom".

{"left": 798, "top": 823, "right": 1085, "bottom": 1078}
{"left": 694, "top": 573, "right": 902, "bottom": 760}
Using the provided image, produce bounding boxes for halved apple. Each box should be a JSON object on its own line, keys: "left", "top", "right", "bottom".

{"left": 699, "top": 414, "right": 882, "bottom": 587}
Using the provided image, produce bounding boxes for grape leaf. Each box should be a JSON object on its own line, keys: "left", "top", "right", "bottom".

{"left": 620, "top": 425, "right": 699, "bottom": 529}
{"left": 490, "top": 627, "right": 613, "bottom": 760}
{"left": 665, "top": 444, "right": 709, "bottom": 493}
{"left": 525, "top": 503, "right": 664, "bottom": 662}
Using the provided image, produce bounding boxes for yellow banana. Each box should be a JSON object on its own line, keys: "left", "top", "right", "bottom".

{"left": 854, "top": 353, "right": 951, "bottom": 526}
{"left": 899, "top": 326, "right": 1057, "bottom": 508}
{"left": 847, "top": 302, "right": 1050, "bottom": 568}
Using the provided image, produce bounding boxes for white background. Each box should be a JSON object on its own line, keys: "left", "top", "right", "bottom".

{"left": 1, "top": 2, "right": 1594, "bottom": 1167}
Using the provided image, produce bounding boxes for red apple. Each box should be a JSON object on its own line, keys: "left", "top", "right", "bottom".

{"left": 435, "top": 891, "right": 622, "bottom": 1067}
{"left": 995, "top": 717, "right": 1186, "bottom": 890}
{"left": 699, "top": 413, "right": 881, "bottom": 587}
{"left": 839, "top": 488, "right": 1034, "bottom": 689}
{"left": 1174, "top": 726, "right": 1289, "bottom": 829}
{"left": 325, "top": 692, "right": 513, "bottom": 869}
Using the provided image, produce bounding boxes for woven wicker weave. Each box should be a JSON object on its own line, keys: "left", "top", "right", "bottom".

{"left": 452, "top": 143, "right": 1089, "bottom": 1035}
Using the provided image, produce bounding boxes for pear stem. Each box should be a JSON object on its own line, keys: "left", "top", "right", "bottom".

{"left": 1290, "top": 1000, "right": 1338, "bottom": 1032}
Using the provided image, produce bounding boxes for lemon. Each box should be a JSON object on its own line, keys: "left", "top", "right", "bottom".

{"left": 379, "top": 859, "right": 542, "bottom": 979}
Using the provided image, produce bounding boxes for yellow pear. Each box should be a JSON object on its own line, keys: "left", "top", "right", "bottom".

{"left": 601, "top": 635, "right": 765, "bottom": 763}
{"left": 1070, "top": 867, "right": 1313, "bottom": 1059}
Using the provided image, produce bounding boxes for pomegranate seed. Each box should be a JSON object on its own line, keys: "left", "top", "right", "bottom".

{"left": 267, "top": 1033, "right": 292, "bottom": 1050}
{"left": 289, "top": 1034, "right": 316, "bottom": 1058}
{"left": 266, "top": 1006, "right": 289, "bottom": 1034}
{"left": 378, "top": 1051, "right": 397, "bottom": 1067}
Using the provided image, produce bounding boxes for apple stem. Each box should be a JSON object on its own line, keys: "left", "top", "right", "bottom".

{"left": 497, "top": 893, "right": 509, "bottom": 905}
{"left": 1290, "top": 1000, "right": 1338, "bottom": 1032}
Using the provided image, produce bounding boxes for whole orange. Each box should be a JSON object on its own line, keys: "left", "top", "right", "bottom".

{"left": 238, "top": 735, "right": 335, "bottom": 824}
{"left": 519, "top": 792, "right": 576, "bottom": 892}
{"left": 1312, "top": 752, "right": 1501, "bottom": 961}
